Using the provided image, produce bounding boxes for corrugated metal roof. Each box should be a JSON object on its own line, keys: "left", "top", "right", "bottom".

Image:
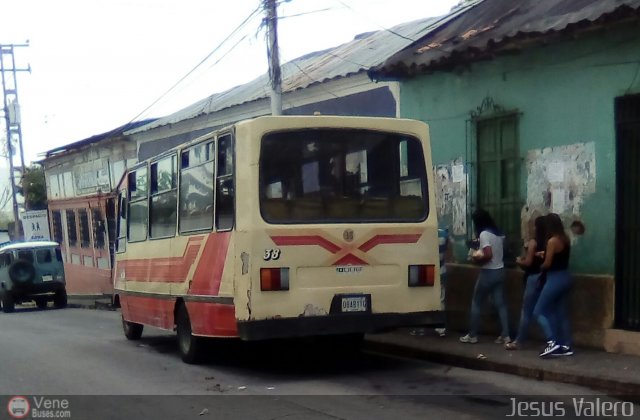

{"left": 128, "top": 1, "right": 483, "bottom": 134}
{"left": 40, "top": 119, "right": 156, "bottom": 160}
{"left": 371, "top": 0, "right": 640, "bottom": 78}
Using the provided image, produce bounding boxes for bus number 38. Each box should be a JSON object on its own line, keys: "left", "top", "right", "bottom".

{"left": 263, "top": 249, "right": 281, "bottom": 261}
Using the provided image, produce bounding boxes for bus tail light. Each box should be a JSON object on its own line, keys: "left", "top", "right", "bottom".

{"left": 260, "top": 268, "right": 290, "bottom": 291}
{"left": 408, "top": 265, "right": 435, "bottom": 287}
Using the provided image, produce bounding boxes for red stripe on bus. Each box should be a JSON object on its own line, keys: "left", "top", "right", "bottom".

{"left": 186, "top": 301, "right": 238, "bottom": 337}
{"left": 120, "top": 294, "right": 175, "bottom": 330}
{"left": 333, "top": 253, "right": 368, "bottom": 266}
{"left": 118, "top": 236, "right": 204, "bottom": 282}
{"left": 189, "top": 232, "right": 231, "bottom": 295}
{"left": 358, "top": 234, "right": 423, "bottom": 252}
{"left": 270, "top": 235, "right": 341, "bottom": 253}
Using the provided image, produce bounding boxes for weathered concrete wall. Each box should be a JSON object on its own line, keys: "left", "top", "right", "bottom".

{"left": 434, "top": 158, "right": 468, "bottom": 236}
{"left": 43, "top": 139, "right": 137, "bottom": 200}
{"left": 402, "top": 23, "right": 640, "bottom": 276}
{"left": 446, "top": 264, "right": 614, "bottom": 349}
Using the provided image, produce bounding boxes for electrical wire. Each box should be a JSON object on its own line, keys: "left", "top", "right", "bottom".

{"left": 278, "top": 7, "right": 336, "bottom": 20}
{"left": 128, "top": 3, "right": 264, "bottom": 123}
{"left": 288, "top": 60, "right": 339, "bottom": 98}
{"left": 331, "top": 0, "right": 416, "bottom": 42}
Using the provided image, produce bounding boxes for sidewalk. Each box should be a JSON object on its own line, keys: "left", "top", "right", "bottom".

{"left": 365, "top": 328, "right": 640, "bottom": 396}
{"left": 66, "top": 297, "right": 640, "bottom": 395}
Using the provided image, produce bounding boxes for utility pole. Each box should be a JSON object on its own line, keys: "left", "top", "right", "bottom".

{"left": 263, "top": 0, "right": 282, "bottom": 115}
{"left": 0, "top": 42, "right": 30, "bottom": 240}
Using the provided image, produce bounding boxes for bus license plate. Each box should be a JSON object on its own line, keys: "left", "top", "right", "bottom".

{"left": 341, "top": 296, "right": 367, "bottom": 312}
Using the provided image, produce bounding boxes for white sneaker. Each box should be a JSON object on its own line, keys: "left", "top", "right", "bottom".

{"left": 459, "top": 334, "right": 478, "bottom": 344}
{"left": 539, "top": 340, "right": 560, "bottom": 357}
{"left": 435, "top": 327, "right": 446, "bottom": 337}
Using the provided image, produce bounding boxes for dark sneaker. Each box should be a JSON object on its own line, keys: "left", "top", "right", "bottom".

{"left": 539, "top": 341, "right": 560, "bottom": 357}
{"left": 551, "top": 345, "right": 574, "bottom": 357}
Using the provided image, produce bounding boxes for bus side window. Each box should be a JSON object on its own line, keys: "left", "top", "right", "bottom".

{"left": 128, "top": 167, "right": 149, "bottom": 242}
{"left": 116, "top": 190, "right": 127, "bottom": 253}
{"left": 216, "top": 134, "right": 234, "bottom": 231}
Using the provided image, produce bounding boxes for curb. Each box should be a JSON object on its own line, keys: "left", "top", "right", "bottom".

{"left": 67, "top": 299, "right": 116, "bottom": 311}
{"left": 364, "top": 340, "right": 640, "bottom": 396}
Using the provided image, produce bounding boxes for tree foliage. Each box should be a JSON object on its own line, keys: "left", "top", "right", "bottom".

{"left": 22, "top": 164, "right": 47, "bottom": 210}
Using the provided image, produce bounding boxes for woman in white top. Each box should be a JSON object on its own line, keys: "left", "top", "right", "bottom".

{"left": 460, "top": 209, "right": 510, "bottom": 344}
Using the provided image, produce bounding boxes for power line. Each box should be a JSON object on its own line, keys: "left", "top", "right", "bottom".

{"left": 287, "top": 60, "right": 339, "bottom": 98}
{"left": 279, "top": 7, "right": 336, "bottom": 20}
{"left": 128, "top": 4, "right": 264, "bottom": 123}
{"left": 331, "top": 0, "right": 416, "bottom": 42}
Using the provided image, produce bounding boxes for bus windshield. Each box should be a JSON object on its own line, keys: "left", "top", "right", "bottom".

{"left": 259, "top": 128, "right": 428, "bottom": 223}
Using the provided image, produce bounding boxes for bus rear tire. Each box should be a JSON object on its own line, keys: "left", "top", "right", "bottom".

{"left": 176, "top": 304, "right": 204, "bottom": 364}
{"left": 122, "top": 316, "right": 143, "bottom": 340}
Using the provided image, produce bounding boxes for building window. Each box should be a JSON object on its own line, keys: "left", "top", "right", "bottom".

{"left": 78, "top": 209, "right": 91, "bottom": 248}
{"left": 51, "top": 210, "right": 63, "bottom": 244}
{"left": 92, "top": 207, "right": 106, "bottom": 249}
{"left": 476, "top": 114, "right": 521, "bottom": 261}
{"left": 150, "top": 154, "right": 177, "bottom": 238}
{"left": 127, "top": 166, "right": 148, "bottom": 242}
{"left": 66, "top": 210, "right": 78, "bottom": 247}
{"left": 179, "top": 141, "right": 214, "bottom": 233}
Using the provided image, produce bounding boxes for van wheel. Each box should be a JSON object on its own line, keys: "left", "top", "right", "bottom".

{"left": 53, "top": 289, "right": 67, "bottom": 309}
{"left": 2, "top": 293, "right": 15, "bottom": 313}
{"left": 176, "top": 304, "right": 204, "bottom": 364}
{"left": 35, "top": 298, "right": 48, "bottom": 309}
{"left": 122, "top": 316, "right": 144, "bottom": 340}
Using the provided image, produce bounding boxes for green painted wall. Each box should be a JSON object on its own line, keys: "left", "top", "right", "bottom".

{"left": 400, "top": 24, "right": 640, "bottom": 275}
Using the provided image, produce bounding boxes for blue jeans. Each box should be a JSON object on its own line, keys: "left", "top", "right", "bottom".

{"left": 533, "top": 270, "right": 573, "bottom": 346}
{"left": 515, "top": 273, "right": 541, "bottom": 343}
{"left": 469, "top": 268, "right": 509, "bottom": 338}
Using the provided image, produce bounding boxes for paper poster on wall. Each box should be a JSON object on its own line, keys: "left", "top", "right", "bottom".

{"left": 452, "top": 164, "right": 465, "bottom": 183}
{"left": 552, "top": 188, "right": 566, "bottom": 214}
{"left": 547, "top": 162, "right": 565, "bottom": 183}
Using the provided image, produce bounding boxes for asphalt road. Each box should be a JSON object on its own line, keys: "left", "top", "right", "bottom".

{"left": 0, "top": 306, "right": 630, "bottom": 420}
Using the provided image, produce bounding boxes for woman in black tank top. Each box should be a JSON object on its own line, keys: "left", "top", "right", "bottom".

{"left": 532, "top": 213, "right": 574, "bottom": 358}
{"left": 506, "top": 215, "right": 546, "bottom": 350}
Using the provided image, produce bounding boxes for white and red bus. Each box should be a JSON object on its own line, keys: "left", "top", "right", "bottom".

{"left": 113, "top": 115, "right": 442, "bottom": 363}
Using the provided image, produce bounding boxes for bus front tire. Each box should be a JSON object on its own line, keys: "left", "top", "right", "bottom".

{"left": 176, "top": 304, "right": 204, "bottom": 364}
{"left": 122, "top": 316, "right": 144, "bottom": 340}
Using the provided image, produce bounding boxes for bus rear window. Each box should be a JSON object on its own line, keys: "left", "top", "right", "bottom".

{"left": 259, "top": 129, "right": 428, "bottom": 223}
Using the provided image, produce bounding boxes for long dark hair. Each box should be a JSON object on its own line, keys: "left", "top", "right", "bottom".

{"left": 545, "top": 213, "right": 569, "bottom": 246}
{"left": 472, "top": 209, "right": 501, "bottom": 237}
{"left": 534, "top": 215, "right": 547, "bottom": 251}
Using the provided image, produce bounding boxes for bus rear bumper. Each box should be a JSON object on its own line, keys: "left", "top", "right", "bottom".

{"left": 237, "top": 311, "right": 443, "bottom": 341}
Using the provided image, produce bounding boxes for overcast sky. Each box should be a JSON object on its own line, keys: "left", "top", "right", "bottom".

{"left": 0, "top": 0, "right": 459, "bottom": 166}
